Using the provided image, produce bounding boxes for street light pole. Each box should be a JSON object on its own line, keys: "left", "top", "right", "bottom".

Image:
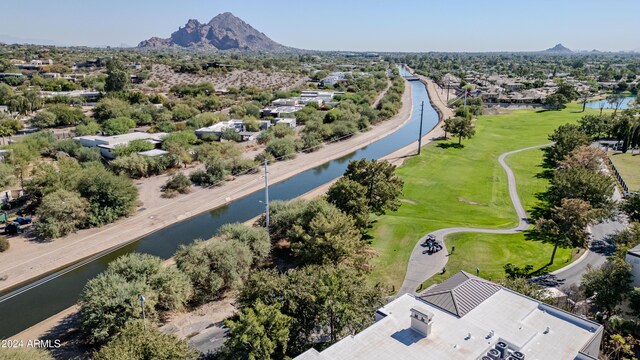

{"left": 263, "top": 159, "right": 270, "bottom": 234}
{"left": 418, "top": 101, "right": 424, "bottom": 155}
{"left": 139, "top": 295, "right": 146, "bottom": 333}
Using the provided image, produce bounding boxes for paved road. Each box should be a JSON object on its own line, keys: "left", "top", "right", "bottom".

{"left": 398, "top": 143, "right": 552, "bottom": 295}
{"left": 541, "top": 220, "right": 624, "bottom": 289}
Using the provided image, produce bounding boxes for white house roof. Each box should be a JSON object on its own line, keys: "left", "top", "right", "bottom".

{"left": 295, "top": 272, "right": 602, "bottom": 360}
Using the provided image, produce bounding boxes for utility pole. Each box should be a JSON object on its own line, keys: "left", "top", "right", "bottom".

{"left": 139, "top": 295, "right": 146, "bottom": 333}
{"left": 418, "top": 101, "right": 424, "bottom": 155}
{"left": 446, "top": 77, "right": 451, "bottom": 102}
{"left": 263, "top": 159, "right": 270, "bottom": 234}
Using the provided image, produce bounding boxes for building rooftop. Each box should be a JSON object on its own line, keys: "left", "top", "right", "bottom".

{"left": 74, "top": 132, "right": 167, "bottom": 147}
{"left": 295, "top": 272, "right": 602, "bottom": 360}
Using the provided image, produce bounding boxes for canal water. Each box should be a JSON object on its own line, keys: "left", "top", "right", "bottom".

{"left": 0, "top": 67, "right": 438, "bottom": 338}
{"left": 585, "top": 95, "right": 637, "bottom": 110}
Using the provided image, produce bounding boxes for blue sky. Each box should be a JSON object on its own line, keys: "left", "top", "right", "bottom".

{"left": 1, "top": 0, "right": 638, "bottom": 51}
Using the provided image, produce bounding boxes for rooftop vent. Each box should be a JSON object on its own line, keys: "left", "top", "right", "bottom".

{"left": 487, "top": 348, "right": 501, "bottom": 359}
{"left": 495, "top": 341, "right": 508, "bottom": 359}
{"left": 409, "top": 307, "right": 434, "bottom": 337}
{"left": 511, "top": 351, "right": 525, "bottom": 360}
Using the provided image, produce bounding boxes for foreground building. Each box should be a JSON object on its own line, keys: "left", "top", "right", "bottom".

{"left": 296, "top": 271, "right": 603, "bottom": 360}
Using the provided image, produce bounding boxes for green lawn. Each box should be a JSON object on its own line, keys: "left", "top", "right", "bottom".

{"left": 609, "top": 152, "right": 640, "bottom": 192}
{"left": 368, "top": 103, "right": 600, "bottom": 291}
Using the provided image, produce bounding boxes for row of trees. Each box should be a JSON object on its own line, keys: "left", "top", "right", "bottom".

{"left": 533, "top": 123, "right": 615, "bottom": 264}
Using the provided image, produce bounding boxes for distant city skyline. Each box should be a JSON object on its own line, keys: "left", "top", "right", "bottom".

{"left": 1, "top": 0, "right": 639, "bottom": 52}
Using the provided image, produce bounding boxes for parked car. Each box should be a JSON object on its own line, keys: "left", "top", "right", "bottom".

{"left": 14, "top": 216, "right": 32, "bottom": 225}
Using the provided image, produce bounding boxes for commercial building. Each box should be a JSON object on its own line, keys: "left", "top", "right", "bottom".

{"left": 295, "top": 271, "right": 603, "bottom": 360}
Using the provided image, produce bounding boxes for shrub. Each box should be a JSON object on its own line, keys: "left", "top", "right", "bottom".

{"left": 34, "top": 189, "right": 88, "bottom": 240}
{"left": 162, "top": 173, "right": 192, "bottom": 194}
{"left": 265, "top": 136, "right": 297, "bottom": 161}
{"left": 175, "top": 239, "right": 253, "bottom": 302}
{"left": 0, "top": 236, "right": 9, "bottom": 252}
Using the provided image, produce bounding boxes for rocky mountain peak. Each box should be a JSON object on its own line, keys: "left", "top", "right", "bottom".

{"left": 138, "top": 12, "right": 288, "bottom": 51}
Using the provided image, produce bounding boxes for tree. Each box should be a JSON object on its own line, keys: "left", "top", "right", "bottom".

{"left": 0, "top": 162, "right": 15, "bottom": 189}
{"left": 290, "top": 207, "right": 372, "bottom": 269}
{"left": 222, "top": 301, "right": 292, "bottom": 360}
{"left": 107, "top": 253, "right": 192, "bottom": 312}
{"left": 221, "top": 127, "right": 241, "bottom": 142}
{"left": 265, "top": 137, "right": 297, "bottom": 160}
{"left": 343, "top": 159, "right": 403, "bottom": 215}
{"left": 556, "top": 82, "right": 579, "bottom": 102}
{"left": 628, "top": 287, "right": 640, "bottom": 318}
{"left": 79, "top": 253, "right": 192, "bottom": 344}
{"left": 31, "top": 110, "right": 57, "bottom": 128}
{"left": 326, "top": 177, "right": 370, "bottom": 229}
{"left": 558, "top": 145, "right": 606, "bottom": 172}
{"left": 582, "top": 258, "right": 632, "bottom": 315}
{"left": 498, "top": 278, "right": 546, "bottom": 301}
{"left": 217, "top": 223, "right": 271, "bottom": 263}
{"left": 110, "top": 154, "right": 151, "bottom": 178}
{"left": 105, "top": 59, "right": 130, "bottom": 93}
{"left": 622, "top": 194, "right": 640, "bottom": 223}
{"left": 34, "top": 189, "right": 88, "bottom": 240}
{"left": 442, "top": 116, "right": 475, "bottom": 144}
{"left": 7, "top": 142, "right": 38, "bottom": 190}
{"left": 102, "top": 117, "right": 136, "bottom": 136}
{"left": 0, "top": 117, "right": 23, "bottom": 136}
{"left": 113, "top": 139, "right": 155, "bottom": 157}
{"left": 80, "top": 272, "right": 157, "bottom": 344}
{"left": 578, "top": 114, "right": 611, "bottom": 140}
{"left": 74, "top": 120, "right": 101, "bottom": 136}
{"left": 76, "top": 167, "right": 138, "bottom": 226}
{"left": 175, "top": 238, "right": 253, "bottom": 302}
{"left": 607, "top": 93, "right": 627, "bottom": 116}
{"left": 547, "top": 124, "right": 591, "bottom": 164}
{"left": 93, "top": 98, "right": 132, "bottom": 122}
{"left": 239, "top": 265, "right": 385, "bottom": 354}
{"left": 534, "top": 198, "right": 594, "bottom": 264}
{"left": 544, "top": 93, "right": 568, "bottom": 110}
{"left": 47, "top": 104, "right": 84, "bottom": 125}
{"left": 549, "top": 166, "right": 615, "bottom": 210}
{"left": 95, "top": 321, "right": 198, "bottom": 360}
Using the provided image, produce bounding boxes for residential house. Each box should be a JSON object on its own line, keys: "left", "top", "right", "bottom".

{"left": 74, "top": 132, "right": 167, "bottom": 159}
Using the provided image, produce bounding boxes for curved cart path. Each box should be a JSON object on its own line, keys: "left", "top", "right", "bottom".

{"left": 397, "top": 143, "right": 552, "bottom": 296}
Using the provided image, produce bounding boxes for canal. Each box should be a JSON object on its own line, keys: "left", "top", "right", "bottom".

{"left": 0, "top": 66, "right": 438, "bottom": 338}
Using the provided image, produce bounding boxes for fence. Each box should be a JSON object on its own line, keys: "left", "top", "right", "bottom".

{"left": 607, "top": 157, "right": 638, "bottom": 197}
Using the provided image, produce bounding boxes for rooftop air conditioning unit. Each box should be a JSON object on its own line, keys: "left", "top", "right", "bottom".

{"left": 480, "top": 357, "right": 492, "bottom": 360}
{"left": 495, "top": 341, "right": 508, "bottom": 359}
{"left": 487, "top": 348, "right": 501, "bottom": 360}
{"left": 511, "top": 351, "right": 525, "bottom": 360}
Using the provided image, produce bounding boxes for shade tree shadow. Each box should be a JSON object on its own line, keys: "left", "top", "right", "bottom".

{"left": 436, "top": 143, "right": 464, "bottom": 150}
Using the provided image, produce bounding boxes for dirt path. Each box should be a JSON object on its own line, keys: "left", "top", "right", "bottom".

{"left": 0, "top": 80, "right": 414, "bottom": 293}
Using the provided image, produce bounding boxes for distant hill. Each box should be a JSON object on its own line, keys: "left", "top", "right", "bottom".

{"left": 137, "top": 12, "right": 288, "bottom": 51}
{"left": 542, "top": 43, "right": 573, "bottom": 54}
